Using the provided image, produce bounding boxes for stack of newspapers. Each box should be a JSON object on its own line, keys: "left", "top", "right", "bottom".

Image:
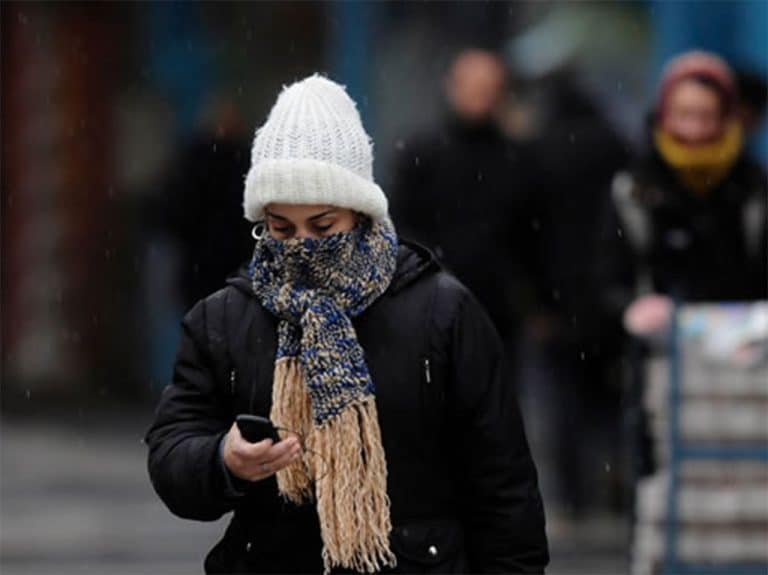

{"left": 631, "top": 303, "right": 768, "bottom": 575}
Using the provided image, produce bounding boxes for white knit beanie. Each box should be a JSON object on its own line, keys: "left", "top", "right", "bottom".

{"left": 243, "top": 74, "right": 388, "bottom": 222}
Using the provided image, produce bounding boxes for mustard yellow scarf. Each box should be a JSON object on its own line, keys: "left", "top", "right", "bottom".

{"left": 654, "top": 122, "right": 743, "bottom": 195}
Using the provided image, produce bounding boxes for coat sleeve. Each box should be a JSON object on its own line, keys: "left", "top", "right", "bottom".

{"left": 596, "top": 182, "right": 640, "bottom": 328}
{"left": 446, "top": 284, "right": 549, "bottom": 573}
{"left": 145, "top": 297, "right": 240, "bottom": 521}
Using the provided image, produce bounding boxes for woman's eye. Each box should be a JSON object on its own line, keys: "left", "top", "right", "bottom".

{"left": 272, "top": 226, "right": 291, "bottom": 234}
{"left": 315, "top": 223, "right": 333, "bottom": 233}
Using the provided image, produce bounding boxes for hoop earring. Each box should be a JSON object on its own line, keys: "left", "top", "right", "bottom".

{"left": 250, "top": 222, "right": 267, "bottom": 265}
{"left": 251, "top": 221, "right": 267, "bottom": 241}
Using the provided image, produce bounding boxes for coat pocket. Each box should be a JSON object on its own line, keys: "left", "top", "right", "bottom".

{"left": 242, "top": 512, "right": 324, "bottom": 574}
{"left": 389, "top": 518, "right": 467, "bottom": 574}
{"left": 204, "top": 518, "right": 250, "bottom": 574}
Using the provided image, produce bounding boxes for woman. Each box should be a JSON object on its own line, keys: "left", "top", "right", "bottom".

{"left": 599, "top": 52, "right": 767, "bottom": 480}
{"left": 145, "top": 74, "right": 548, "bottom": 574}
{"left": 602, "top": 51, "right": 767, "bottom": 339}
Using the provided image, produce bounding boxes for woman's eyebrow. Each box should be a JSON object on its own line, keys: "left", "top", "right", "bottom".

{"left": 308, "top": 209, "right": 336, "bottom": 222}
{"left": 265, "top": 210, "right": 287, "bottom": 221}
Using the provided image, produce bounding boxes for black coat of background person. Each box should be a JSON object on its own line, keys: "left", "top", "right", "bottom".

{"left": 518, "top": 76, "right": 631, "bottom": 515}
{"left": 599, "top": 145, "right": 768, "bottom": 323}
{"left": 524, "top": 80, "right": 631, "bottom": 355}
{"left": 145, "top": 241, "right": 549, "bottom": 574}
{"left": 162, "top": 132, "right": 254, "bottom": 309}
{"left": 390, "top": 116, "right": 537, "bottom": 340}
{"left": 598, "top": 135, "right": 768, "bottom": 480}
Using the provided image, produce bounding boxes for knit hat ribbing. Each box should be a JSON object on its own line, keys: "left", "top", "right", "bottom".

{"left": 656, "top": 51, "right": 737, "bottom": 120}
{"left": 243, "top": 74, "right": 388, "bottom": 222}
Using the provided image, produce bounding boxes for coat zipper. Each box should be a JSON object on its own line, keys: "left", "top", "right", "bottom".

{"left": 422, "top": 357, "right": 432, "bottom": 385}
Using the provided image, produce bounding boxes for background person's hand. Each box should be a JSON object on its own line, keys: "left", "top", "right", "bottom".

{"left": 623, "top": 294, "right": 673, "bottom": 337}
{"left": 222, "top": 422, "right": 301, "bottom": 482}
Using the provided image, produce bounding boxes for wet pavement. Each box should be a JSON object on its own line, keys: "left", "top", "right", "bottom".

{"left": 1, "top": 412, "right": 627, "bottom": 574}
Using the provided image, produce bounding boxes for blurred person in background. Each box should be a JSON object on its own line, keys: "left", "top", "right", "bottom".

{"left": 146, "top": 75, "right": 548, "bottom": 574}
{"left": 515, "top": 67, "right": 631, "bottom": 518}
{"left": 158, "top": 97, "right": 253, "bottom": 309}
{"left": 390, "top": 48, "right": 536, "bottom": 346}
{"left": 602, "top": 50, "right": 767, "bottom": 341}
{"left": 599, "top": 50, "right": 767, "bottom": 474}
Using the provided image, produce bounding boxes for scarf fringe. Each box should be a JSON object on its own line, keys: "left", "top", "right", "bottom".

{"left": 271, "top": 357, "right": 313, "bottom": 502}
{"left": 271, "top": 357, "right": 396, "bottom": 574}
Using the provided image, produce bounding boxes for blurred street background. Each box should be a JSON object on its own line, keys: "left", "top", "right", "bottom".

{"left": 2, "top": 2, "right": 766, "bottom": 574}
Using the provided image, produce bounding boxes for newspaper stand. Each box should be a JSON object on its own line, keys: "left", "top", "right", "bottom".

{"left": 661, "top": 303, "right": 768, "bottom": 575}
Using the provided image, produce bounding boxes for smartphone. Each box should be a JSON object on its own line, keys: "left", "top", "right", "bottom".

{"left": 236, "top": 414, "right": 281, "bottom": 443}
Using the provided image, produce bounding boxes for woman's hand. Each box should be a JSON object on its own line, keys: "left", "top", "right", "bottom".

{"left": 222, "top": 422, "right": 302, "bottom": 482}
{"left": 623, "top": 293, "right": 673, "bottom": 337}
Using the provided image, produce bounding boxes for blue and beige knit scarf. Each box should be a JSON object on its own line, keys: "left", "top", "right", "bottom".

{"left": 250, "top": 217, "right": 398, "bottom": 574}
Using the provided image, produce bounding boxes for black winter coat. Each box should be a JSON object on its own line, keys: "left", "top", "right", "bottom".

{"left": 600, "top": 150, "right": 767, "bottom": 321}
{"left": 145, "top": 241, "right": 548, "bottom": 574}
{"left": 390, "top": 118, "right": 536, "bottom": 338}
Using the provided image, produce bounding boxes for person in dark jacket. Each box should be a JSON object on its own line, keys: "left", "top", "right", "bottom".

{"left": 601, "top": 51, "right": 767, "bottom": 339}
{"left": 518, "top": 70, "right": 631, "bottom": 516}
{"left": 145, "top": 74, "right": 548, "bottom": 575}
{"left": 160, "top": 99, "right": 253, "bottom": 310}
{"left": 390, "top": 49, "right": 536, "bottom": 340}
{"left": 599, "top": 51, "right": 767, "bottom": 480}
